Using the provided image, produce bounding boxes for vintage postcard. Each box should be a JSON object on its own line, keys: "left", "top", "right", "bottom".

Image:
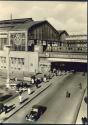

{"left": 0, "top": 1, "right": 87, "bottom": 124}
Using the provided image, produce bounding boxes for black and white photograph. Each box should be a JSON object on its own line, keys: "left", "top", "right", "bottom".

{"left": 0, "top": 1, "right": 87, "bottom": 124}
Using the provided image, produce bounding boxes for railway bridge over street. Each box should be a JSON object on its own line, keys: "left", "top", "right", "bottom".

{"left": 39, "top": 52, "right": 87, "bottom": 72}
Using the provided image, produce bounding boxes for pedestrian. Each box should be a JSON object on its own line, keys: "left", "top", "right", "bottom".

{"left": 19, "top": 91, "right": 23, "bottom": 104}
{"left": 15, "top": 77, "right": 17, "bottom": 82}
{"left": 16, "top": 84, "right": 20, "bottom": 91}
{"left": 55, "top": 70, "right": 58, "bottom": 76}
{"left": 31, "top": 78, "right": 34, "bottom": 84}
{"left": 66, "top": 91, "right": 70, "bottom": 98}
{"left": 53, "top": 68, "right": 56, "bottom": 75}
{"left": 28, "top": 87, "right": 31, "bottom": 95}
{"left": 0, "top": 103, "right": 4, "bottom": 114}
{"left": 43, "top": 75, "right": 47, "bottom": 82}
{"left": 35, "top": 79, "right": 39, "bottom": 88}
{"left": 37, "top": 78, "right": 40, "bottom": 85}
{"left": 19, "top": 95, "right": 22, "bottom": 104}
{"left": 79, "top": 83, "right": 82, "bottom": 89}
{"left": 25, "top": 83, "right": 28, "bottom": 89}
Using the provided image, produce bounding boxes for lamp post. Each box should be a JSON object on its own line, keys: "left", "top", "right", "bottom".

{"left": 4, "top": 45, "right": 11, "bottom": 88}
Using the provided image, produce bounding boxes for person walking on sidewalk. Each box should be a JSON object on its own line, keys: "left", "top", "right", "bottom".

{"left": 35, "top": 78, "right": 39, "bottom": 88}
{"left": 19, "top": 91, "right": 23, "bottom": 104}
{"left": 19, "top": 95, "right": 22, "bottom": 104}
{"left": 31, "top": 78, "right": 34, "bottom": 85}
{"left": 15, "top": 77, "right": 17, "bottom": 82}
{"left": 43, "top": 75, "right": 47, "bottom": 83}
{"left": 28, "top": 87, "right": 31, "bottom": 95}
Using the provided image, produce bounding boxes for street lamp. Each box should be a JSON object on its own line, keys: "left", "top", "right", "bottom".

{"left": 4, "top": 45, "right": 11, "bottom": 88}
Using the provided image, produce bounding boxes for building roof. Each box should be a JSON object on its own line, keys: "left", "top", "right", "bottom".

{"left": 57, "top": 30, "right": 69, "bottom": 36}
{"left": 0, "top": 18, "right": 62, "bottom": 37}
{"left": 0, "top": 18, "right": 33, "bottom": 25}
{"left": 0, "top": 18, "right": 33, "bottom": 31}
{"left": 0, "top": 18, "right": 59, "bottom": 36}
{"left": 69, "top": 34, "right": 87, "bottom": 37}
{"left": 10, "top": 20, "right": 46, "bottom": 31}
{"left": 0, "top": 18, "right": 49, "bottom": 32}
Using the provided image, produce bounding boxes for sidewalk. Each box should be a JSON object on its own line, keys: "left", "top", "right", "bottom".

{"left": 76, "top": 88, "right": 87, "bottom": 124}
{"left": 0, "top": 79, "right": 52, "bottom": 123}
{"left": 0, "top": 73, "right": 49, "bottom": 103}
{"left": 0, "top": 77, "right": 17, "bottom": 104}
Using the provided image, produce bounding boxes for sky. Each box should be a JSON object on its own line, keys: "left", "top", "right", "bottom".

{"left": 0, "top": 1, "right": 87, "bottom": 34}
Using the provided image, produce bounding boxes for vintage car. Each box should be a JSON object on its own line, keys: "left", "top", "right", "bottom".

{"left": 25, "top": 105, "right": 47, "bottom": 121}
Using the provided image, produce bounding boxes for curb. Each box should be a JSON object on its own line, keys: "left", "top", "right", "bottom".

{"left": 2, "top": 93, "right": 19, "bottom": 104}
{"left": 2, "top": 82, "right": 52, "bottom": 123}
{"left": 74, "top": 88, "right": 86, "bottom": 124}
{"left": 1, "top": 82, "right": 45, "bottom": 104}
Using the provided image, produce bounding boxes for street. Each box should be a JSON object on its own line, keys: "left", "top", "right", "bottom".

{"left": 3, "top": 72, "right": 87, "bottom": 124}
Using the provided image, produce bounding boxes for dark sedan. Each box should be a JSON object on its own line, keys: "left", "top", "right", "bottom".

{"left": 25, "top": 105, "right": 47, "bottom": 121}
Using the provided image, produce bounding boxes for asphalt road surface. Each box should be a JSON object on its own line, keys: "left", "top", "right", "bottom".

{"left": 3, "top": 72, "right": 87, "bottom": 124}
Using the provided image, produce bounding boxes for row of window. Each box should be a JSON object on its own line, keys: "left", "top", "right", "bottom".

{"left": 0, "top": 66, "right": 23, "bottom": 70}
{"left": 46, "top": 46, "right": 87, "bottom": 52}
{"left": 0, "top": 57, "right": 6, "bottom": 63}
{"left": 0, "top": 57, "right": 24, "bottom": 65}
{"left": 0, "top": 66, "right": 6, "bottom": 68}
{"left": 10, "top": 57, "right": 24, "bottom": 65}
{"left": 10, "top": 45, "right": 25, "bottom": 51}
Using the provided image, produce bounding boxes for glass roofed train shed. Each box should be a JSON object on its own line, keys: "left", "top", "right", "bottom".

{"left": 0, "top": 18, "right": 68, "bottom": 52}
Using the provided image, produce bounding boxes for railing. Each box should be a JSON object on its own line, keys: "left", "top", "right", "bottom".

{"left": 39, "top": 52, "right": 87, "bottom": 60}
{"left": 45, "top": 46, "right": 87, "bottom": 53}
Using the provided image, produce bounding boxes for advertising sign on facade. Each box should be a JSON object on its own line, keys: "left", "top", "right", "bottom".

{"left": 24, "top": 77, "right": 31, "bottom": 81}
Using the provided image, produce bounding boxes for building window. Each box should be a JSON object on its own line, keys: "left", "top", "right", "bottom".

{"left": 21, "top": 58, "right": 24, "bottom": 65}
{"left": 0, "top": 38, "right": 8, "bottom": 50}
{"left": 10, "top": 32, "right": 26, "bottom": 51}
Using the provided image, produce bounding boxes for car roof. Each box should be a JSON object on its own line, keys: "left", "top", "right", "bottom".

{"left": 32, "top": 105, "right": 46, "bottom": 109}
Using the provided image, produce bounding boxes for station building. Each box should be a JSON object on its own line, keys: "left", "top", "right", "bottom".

{"left": 0, "top": 18, "right": 87, "bottom": 75}
{"left": 0, "top": 18, "right": 68, "bottom": 75}
{"left": 0, "top": 18, "right": 68, "bottom": 52}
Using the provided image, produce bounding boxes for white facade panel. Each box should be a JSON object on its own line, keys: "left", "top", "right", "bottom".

{"left": 0, "top": 51, "right": 39, "bottom": 74}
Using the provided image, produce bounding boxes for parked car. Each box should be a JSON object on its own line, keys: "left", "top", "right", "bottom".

{"left": 25, "top": 105, "right": 47, "bottom": 121}
{"left": 0, "top": 103, "right": 15, "bottom": 114}
{"left": 0, "top": 103, "right": 4, "bottom": 114}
